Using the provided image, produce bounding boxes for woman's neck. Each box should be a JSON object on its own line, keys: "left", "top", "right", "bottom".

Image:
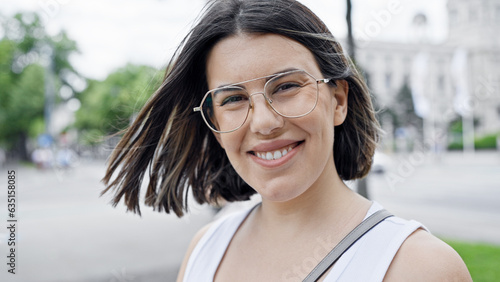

{"left": 253, "top": 161, "right": 370, "bottom": 235}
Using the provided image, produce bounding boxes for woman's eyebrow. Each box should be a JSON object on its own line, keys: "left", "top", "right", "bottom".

{"left": 212, "top": 87, "right": 242, "bottom": 97}
{"left": 213, "top": 67, "right": 301, "bottom": 89}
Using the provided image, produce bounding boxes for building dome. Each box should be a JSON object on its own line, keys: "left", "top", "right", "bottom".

{"left": 412, "top": 12, "right": 428, "bottom": 26}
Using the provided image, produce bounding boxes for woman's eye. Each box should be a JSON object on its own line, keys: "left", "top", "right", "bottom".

{"left": 273, "top": 83, "right": 300, "bottom": 94}
{"left": 221, "top": 95, "right": 247, "bottom": 106}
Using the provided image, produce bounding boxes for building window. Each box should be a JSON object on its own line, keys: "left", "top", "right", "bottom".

{"left": 437, "top": 75, "right": 445, "bottom": 90}
{"left": 403, "top": 56, "right": 411, "bottom": 66}
{"left": 403, "top": 56, "right": 411, "bottom": 73}
{"left": 469, "top": 9, "right": 478, "bottom": 22}
{"left": 385, "top": 73, "right": 392, "bottom": 90}
{"left": 385, "top": 55, "right": 393, "bottom": 65}
{"left": 450, "top": 9, "right": 458, "bottom": 24}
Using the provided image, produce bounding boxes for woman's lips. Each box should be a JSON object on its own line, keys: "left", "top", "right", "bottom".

{"left": 251, "top": 141, "right": 301, "bottom": 161}
{"left": 248, "top": 141, "right": 303, "bottom": 167}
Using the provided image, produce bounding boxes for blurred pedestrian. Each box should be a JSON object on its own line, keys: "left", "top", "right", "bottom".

{"left": 102, "top": 1, "right": 471, "bottom": 281}
{"left": 56, "top": 147, "right": 76, "bottom": 169}
{"left": 32, "top": 147, "right": 54, "bottom": 169}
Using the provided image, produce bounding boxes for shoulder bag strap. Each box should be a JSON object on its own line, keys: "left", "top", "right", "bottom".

{"left": 303, "top": 209, "right": 393, "bottom": 282}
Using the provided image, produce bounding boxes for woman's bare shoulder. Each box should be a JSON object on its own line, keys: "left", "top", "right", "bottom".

{"left": 176, "top": 222, "right": 214, "bottom": 282}
{"left": 384, "top": 229, "right": 472, "bottom": 281}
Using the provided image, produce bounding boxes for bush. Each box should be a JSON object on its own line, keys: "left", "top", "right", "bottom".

{"left": 475, "top": 134, "right": 498, "bottom": 149}
{"left": 447, "top": 133, "right": 498, "bottom": 150}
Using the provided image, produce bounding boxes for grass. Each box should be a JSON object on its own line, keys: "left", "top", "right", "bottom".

{"left": 444, "top": 240, "right": 500, "bottom": 281}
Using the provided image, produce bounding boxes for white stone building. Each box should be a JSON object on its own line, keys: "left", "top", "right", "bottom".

{"left": 350, "top": 0, "right": 500, "bottom": 147}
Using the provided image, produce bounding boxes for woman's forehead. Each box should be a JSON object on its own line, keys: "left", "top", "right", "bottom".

{"left": 205, "top": 33, "right": 320, "bottom": 89}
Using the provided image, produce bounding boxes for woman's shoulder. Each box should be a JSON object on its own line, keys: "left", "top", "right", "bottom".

{"left": 384, "top": 228, "right": 472, "bottom": 281}
{"left": 176, "top": 222, "right": 213, "bottom": 282}
{"left": 176, "top": 204, "right": 259, "bottom": 282}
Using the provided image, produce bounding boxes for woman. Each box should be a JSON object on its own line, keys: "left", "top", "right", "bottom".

{"left": 102, "top": 0, "right": 471, "bottom": 281}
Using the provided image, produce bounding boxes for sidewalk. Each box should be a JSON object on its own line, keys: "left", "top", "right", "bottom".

{"left": 368, "top": 150, "right": 500, "bottom": 244}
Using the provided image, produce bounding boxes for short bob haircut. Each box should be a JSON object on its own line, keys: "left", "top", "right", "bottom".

{"left": 102, "top": 0, "right": 380, "bottom": 217}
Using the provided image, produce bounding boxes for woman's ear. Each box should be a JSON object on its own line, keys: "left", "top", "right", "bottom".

{"left": 333, "top": 80, "right": 348, "bottom": 126}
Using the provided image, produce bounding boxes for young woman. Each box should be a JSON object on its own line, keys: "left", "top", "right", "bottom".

{"left": 102, "top": 0, "right": 472, "bottom": 281}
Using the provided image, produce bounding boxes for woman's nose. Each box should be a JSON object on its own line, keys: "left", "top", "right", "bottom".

{"left": 248, "top": 93, "right": 284, "bottom": 135}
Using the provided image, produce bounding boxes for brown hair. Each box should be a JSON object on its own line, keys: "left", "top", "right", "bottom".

{"left": 102, "top": 0, "right": 380, "bottom": 217}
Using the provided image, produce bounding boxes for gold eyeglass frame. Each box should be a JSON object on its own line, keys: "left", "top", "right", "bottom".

{"left": 193, "top": 69, "right": 331, "bottom": 133}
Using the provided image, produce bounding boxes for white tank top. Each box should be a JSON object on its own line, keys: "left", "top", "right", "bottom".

{"left": 183, "top": 201, "right": 426, "bottom": 282}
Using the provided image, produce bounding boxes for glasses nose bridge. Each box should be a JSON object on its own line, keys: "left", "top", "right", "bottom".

{"left": 248, "top": 91, "right": 272, "bottom": 109}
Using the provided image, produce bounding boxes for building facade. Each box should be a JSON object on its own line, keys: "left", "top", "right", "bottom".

{"left": 352, "top": 0, "right": 500, "bottom": 148}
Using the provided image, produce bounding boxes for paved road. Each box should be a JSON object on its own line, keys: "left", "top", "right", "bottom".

{"left": 0, "top": 159, "right": 215, "bottom": 282}
{"left": 0, "top": 151, "right": 498, "bottom": 281}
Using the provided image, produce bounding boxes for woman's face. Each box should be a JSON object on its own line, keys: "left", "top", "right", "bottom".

{"left": 206, "top": 33, "right": 348, "bottom": 202}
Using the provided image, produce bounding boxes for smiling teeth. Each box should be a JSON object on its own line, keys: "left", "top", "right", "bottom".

{"left": 256, "top": 146, "right": 292, "bottom": 160}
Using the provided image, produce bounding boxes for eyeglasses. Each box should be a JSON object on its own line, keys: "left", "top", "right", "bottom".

{"left": 193, "top": 69, "right": 331, "bottom": 133}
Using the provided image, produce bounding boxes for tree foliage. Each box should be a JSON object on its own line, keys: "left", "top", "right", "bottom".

{"left": 74, "top": 64, "right": 162, "bottom": 145}
{"left": 394, "top": 83, "right": 422, "bottom": 128}
{"left": 0, "top": 12, "right": 80, "bottom": 159}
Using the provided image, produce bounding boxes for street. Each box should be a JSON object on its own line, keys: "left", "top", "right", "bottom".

{"left": 0, "top": 159, "right": 215, "bottom": 282}
{"left": 0, "top": 151, "right": 499, "bottom": 281}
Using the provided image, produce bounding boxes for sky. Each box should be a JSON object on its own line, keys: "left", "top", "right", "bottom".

{"left": 1, "top": 0, "right": 448, "bottom": 80}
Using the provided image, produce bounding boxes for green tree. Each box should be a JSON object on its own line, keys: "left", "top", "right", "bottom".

{"left": 2, "top": 64, "right": 45, "bottom": 156}
{"left": 0, "top": 40, "right": 16, "bottom": 132}
{"left": 0, "top": 12, "right": 80, "bottom": 160}
{"left": 394, "top": 83, "right": 422, "bottom": 129}
{"left": 75, "top": 64, "right": 162, "bottom": 145}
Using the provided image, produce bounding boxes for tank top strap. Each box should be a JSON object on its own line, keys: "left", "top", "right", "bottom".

{"left": 324, "top": 201, "right": 428, "bottom": 281}
{"left": 183, "top": 203, "right": 259, "bottom": 282}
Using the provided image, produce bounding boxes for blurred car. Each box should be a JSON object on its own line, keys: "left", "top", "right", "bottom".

{"left": 371, "top": 150, "right": 391, "bottom": 174}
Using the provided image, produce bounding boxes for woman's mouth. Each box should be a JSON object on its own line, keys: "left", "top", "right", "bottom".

{"left": 250, "top": 141, "right": 303, "bottom": 161}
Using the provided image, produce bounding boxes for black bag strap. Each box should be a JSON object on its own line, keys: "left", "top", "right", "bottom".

{"left": 303, "top": 209, "right": 393, "bottom": 282}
